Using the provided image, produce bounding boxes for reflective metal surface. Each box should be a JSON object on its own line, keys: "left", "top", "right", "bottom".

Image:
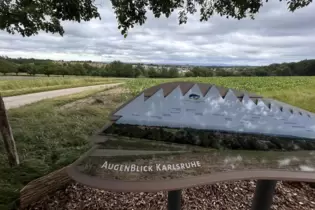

{"left": 67, "top": 82, "right": 315, "bottom": 192}
{"left": 114, "top": 82, "right": 315, "bottom": 139}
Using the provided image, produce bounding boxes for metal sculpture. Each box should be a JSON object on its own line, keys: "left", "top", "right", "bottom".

{"left": 67, "top": 82, "right": 315, "bottom": 210}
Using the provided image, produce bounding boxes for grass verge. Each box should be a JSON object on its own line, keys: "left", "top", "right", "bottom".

{"left": 0, "top": 86, "right": 127, "bottom": 209}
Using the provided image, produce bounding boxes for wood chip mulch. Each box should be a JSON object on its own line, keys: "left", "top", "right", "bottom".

{"left": 27, "top": 181, "right": 315, "bottom": 210}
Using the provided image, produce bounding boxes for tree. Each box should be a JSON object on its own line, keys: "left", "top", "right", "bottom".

{"left": 190, "top": 67, "right": 207, "bottom": 77}
{"left": 83, "top": 63, "right": 95, "bottom": 75}
{"left": 185, "top": 71, "right": 194, "bottom": 77}
{"left": 0, "top": 0, "right": 312, "bottom": 37}
{"left": 160, "top": 67, "right": 169, "bottom": 78}
{"left": 134, "top": 64, "right": 145, "bottom": 77}
{"left": 215, "top": 69, "right": 230, "bottom": 77}
{"left": 168, "top": 67, "right": 179, "bottom": 78}
{"left": 26, "top": 64, "right": 38, "bottom": 76}
{"left": 255, "top": 68, "right": 270, "bottom": 76}
{"left": 135, "top": 65, "right": 148, "bottom": 77}
{"left": 0, "top": 0, "right": 100, "bottom": 37}
{"left": 0, "top": 59, "right": 16, "bottom": 75}
{"left": 37, "top": 63, "right": 56, "bottom": 77}
{"left": 56, "top": 65, "right": 70, "bottom": 77}
{"left": 147, "top": 67, "right": 159, "bottom": 78}
{"left": 110, "top": 0, "right": 313, "bottom": 37}
{"left": 105, "top": 61, "right": 136, "bottom": 77}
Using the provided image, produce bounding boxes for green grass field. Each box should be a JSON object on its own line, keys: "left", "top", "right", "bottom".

{"left": 0, "top": 76, "right": 123, "bottom": 96}
{"left": 1, "top": 76, "right": 315, "bottom": 209}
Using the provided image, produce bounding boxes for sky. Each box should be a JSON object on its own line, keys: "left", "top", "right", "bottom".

{"left": 0, "top": 1, "right": 315, "bottom": 66}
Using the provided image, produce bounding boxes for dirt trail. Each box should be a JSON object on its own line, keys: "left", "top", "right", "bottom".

{"left": 3, "top": 83, "right": 123, "bottom": 109}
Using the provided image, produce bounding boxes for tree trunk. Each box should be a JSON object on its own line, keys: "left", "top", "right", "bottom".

{"left": 0, "top": 95, "right": 20, "bottom": 166}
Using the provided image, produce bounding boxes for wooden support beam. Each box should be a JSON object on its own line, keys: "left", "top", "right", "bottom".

{"left": 19, "top": 166, "right": 72, "bottom": 209}
{"left": 0, "top": 95, "right": 19, "bottom": 166}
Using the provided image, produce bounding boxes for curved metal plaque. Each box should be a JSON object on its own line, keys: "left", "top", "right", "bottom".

{"left": 67, "top": 82, "right": 315, "bottom": 192}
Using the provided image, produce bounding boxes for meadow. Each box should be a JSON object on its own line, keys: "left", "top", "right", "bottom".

{"left": 1, "top": 76, "right": 315, "bottom": 209}
{"left": 0, "top": 76, "right": 123, "bottom": 96}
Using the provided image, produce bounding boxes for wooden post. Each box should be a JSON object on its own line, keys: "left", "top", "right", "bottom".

{"left": 0, "top": 95, "right": 19, "bottom": 166}
{"left": 20, "top": 166, "right": 72, "bottom": 209}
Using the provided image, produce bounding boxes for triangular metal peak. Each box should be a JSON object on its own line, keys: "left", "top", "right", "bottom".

{"left": 229, "top": 88, "right": 246, "bottom": 98}
{"left": 270, "top": 102, "right": 281, "bottom": 113}
{"left": 242, "top": 94, "right": 256, "bottom": 109}
{"left": 198, "top": 83, "right": 213, "bottom": 96}
{"left": 179, "top": 83, "right": 195, "bottom": 95}
{"left": 251, "top": 98, "right": 258, "bottom": 105}
{"left": 261, "top": 99, "right": 272, "bottom": 109}
{"left": 278, "top": 107, "right": 292, "bottom": 119}
{"left": 257, "top": 99, "right": 269, "bottom": 109}
{"left": 294, "top": 108, "right": 309, "bottom": 116}
{"left": 204, "top": 85, "right": 223, "bottom": 100}
{"left": 184, "top": 84, "right": 203, "bottom": 98}
{"left": 224, "top": 89, "right": 238, "bottom": 101}
{"left": 281, "top": 106, "right": 293, "bottom": 115}
{"left": 145, "top": 88, "right": 164, "bottom": 103}
{"left": 292, "top": 109, "right": 309, "bottom": 120}
{"left": 164, "top": 86, "right": 183, "bottom": 100}
{"left": 143, "top": 88, "right": 164, "bottom": 115}
{"left": 114, "top": 93, "right": 145, "bottom": 116}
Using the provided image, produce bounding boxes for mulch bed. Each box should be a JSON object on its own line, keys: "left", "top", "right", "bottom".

{"left": 26, "top": 181, "right": 315, "bottom": 210}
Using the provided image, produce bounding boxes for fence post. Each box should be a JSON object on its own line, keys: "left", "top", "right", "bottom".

{"left": 168, "top": 190, "right": 182, "bottom": 210}
{"left": 251, "top": 180, "right": 277, "bottom": 210}
{"left": 0, "top": 95, "right": 19, "bottom": 166}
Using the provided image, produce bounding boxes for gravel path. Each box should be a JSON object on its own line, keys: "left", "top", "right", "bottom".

{"left": 3, "top": 83, "right": 123, "bottom": 109}
{"left": 28, "top": 181, "right": 315, "bottom": 210}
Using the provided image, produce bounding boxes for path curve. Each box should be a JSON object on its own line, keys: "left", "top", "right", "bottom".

{"left": 3, "top": 83, "right": 123, "bottom": 109}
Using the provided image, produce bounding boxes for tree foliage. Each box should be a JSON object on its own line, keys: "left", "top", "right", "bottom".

{"left": 0, "top": 0, "right": 100, "bottom": 37}
{"left": 2, "top": 57, "right": 315, "bottom": 78}
{"left": 0, "top": 0, "right": 312, "bottom": 37}
{"left": 0, "top": 58, "right": 16, "bottom": 75}
{"left": 110, "top": 0, "right": 313, "bottom": 36}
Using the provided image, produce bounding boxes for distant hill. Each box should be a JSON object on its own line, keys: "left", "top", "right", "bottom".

{"left": 1, "top": 56, "right": 315, "bottom": 77}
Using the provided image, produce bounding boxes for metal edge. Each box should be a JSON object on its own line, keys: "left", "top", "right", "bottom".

{"left": 90, "top": 121, "right": 115, "bottom": 143}
{"left": 66, "top": 167, "right": 315, "bottom": 193}
{"left": 108, "top": 90, "right": 144, "bottom": 122}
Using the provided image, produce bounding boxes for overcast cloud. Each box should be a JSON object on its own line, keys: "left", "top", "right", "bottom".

{"left": 0, "top": 1, "right": 315, "bottom": 66}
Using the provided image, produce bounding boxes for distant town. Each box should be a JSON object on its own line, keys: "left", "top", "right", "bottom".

{"left": 1, "top": 56, "right": 315, "bottom": 77}
{"left": 54, "top": 60, "right": 249, "bottom": 73}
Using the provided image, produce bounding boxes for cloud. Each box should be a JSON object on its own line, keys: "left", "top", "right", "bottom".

{"left": 1, "top": 1, "right": 315, "bottom": 65}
